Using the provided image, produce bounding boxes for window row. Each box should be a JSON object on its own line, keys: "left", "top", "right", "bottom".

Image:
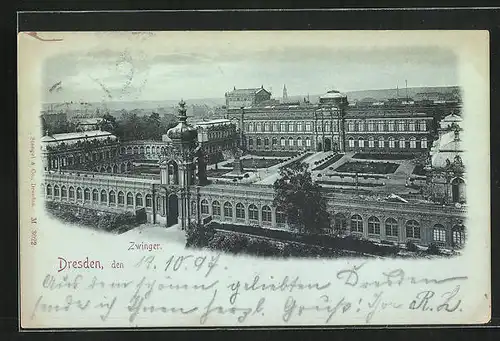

{"left": 346, "top": 120, "right": 427, "bottom": 132}
{"left": 347, "top": 136, "right": 428, "bottom": 149}
{"left": 245, "top": 120, "right": 428, "bottom": 133}
{"left": 334, "top": 214, "right": 465, "bottom": 246}
{"left": 45, "top": 185, "right": 152, "bottom": 208}
{"left": 121, "top": 145, "right": 165, "bottom": 155}
{"left": 199, "top": 200, "right": 286, "bottom": 223}
{"left": 248, "top": 136, "right": 313, "bottom": 148}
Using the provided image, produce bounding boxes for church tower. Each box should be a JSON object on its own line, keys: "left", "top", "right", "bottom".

{"left": 282, "top": 84, "right": 288, "bottom": 103}
{"left": 158, "top": 99, "right": 198, "bottom": 229}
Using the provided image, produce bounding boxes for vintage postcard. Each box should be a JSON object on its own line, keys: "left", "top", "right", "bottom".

{"left": 18, "top": 30, "right": 490, "bottom": 328}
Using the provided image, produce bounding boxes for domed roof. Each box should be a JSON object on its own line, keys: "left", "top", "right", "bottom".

{"left": 320, "top": 90, "right": 347, "bottom": 99}
{"left": 166, "top": 100, "right": 198, "bottom": 142}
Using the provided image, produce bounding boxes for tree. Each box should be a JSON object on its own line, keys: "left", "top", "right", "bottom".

{"left": 273, "top": 162, "right": 330, "bottom": 234}
{"left": 100, "top": 113, "right": 118, "bottom": 134}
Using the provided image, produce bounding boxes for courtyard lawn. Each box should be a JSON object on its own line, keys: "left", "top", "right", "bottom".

{"left": 317, "top": 180, "right": 384, "bottom": 187}
{"left": 312, "top": 153, "right": 345, "bottom": 171}
{"left": 335, "top": 161, "right": 400, "bottom": 174}
{"left": 248, "top": 150, "right": 299, "bottom": 157}
{"left": 412, "top": 164, "right": 427, "bottom": 176}
{"left": 352, "top": 153, "right": 416, "bottom": 160}
{"left": 207, "top": 169, "right": 231, "bottom": 177}
{"left": 223, "top": 158, "right": 283, "bottom": 169}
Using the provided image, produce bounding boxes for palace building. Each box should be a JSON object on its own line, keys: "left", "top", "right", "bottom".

{"left": 226, "top": 89, "right": 434, "bottom": 154}
{"left": 42, "top": 92, "right": 467, "bottom": 250}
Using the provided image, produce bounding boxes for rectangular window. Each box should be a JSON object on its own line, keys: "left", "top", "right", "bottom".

{"left": 305, "top": 122, "right": 312, "bottom": 132}
{"left": 296, "top": 122, "right": 303, "bottom": 132}
{"left": 419, "top": 121, "right": 427, "bottom": 131}
{"left": 368, "top": 121, "right": 375, "bottom": 132}
{"left": 398, "top": 121, "right": 405, "bottom": 131}
{"left": 281, "top": 122, "right": 287, "bottom": 132}
{"left": 348, "top": 122, "right": 354, "bottom": 132}
{"left": 288, "top": 122, "right": 294, "bottom": 132}
{"left": 421, "top": 138, "right": 428, "bottom": 149}
{"left": 409, "top": 121, "right": 416, "bottom": 131}
{"left": 378, "top": 121, "right": 384, "bottom": 131}
{"left": 388, "top": 121, "right": 395, "bottom": 131}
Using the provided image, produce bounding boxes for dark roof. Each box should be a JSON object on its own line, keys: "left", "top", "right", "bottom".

{"left": 226, "top": 87, "right": 271, "bottom": 96}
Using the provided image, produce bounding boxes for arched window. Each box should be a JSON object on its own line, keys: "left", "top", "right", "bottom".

{"left": 107, "top": 190, "right": 115, "bottom": 204}
{"left": 248, "top": 138, "right": 253, "bottom": 147}
{"left": 212, "top": 201, "right": 221, "bottom": 217}
{"left": 236, "top": 203, "right": 245, "bottom": 219}
{"left": 389, "top": 137, "right": 395, "bottom": 148}
{"left": 256, "top": 138, "right": 262, "bottom": 147}
{"left": 249, "top": 204, "right": 258, "bottom": 221}
{"left": 358, "top": 137, "right": 365, "bottom": 148}
{"left": 133, "top": 146, "right": 139, "bottom": 154}
{"left": 334, "top": 213, "right": 347, "bottom": 231}
{"left": 46, "top": 184, "right": 52, "bottom": 196}
{"left": 100, "top": 190, "right": 107, "bottom": 203}
{"left": 368, "top": 136, "right": 375, "bottom": 148}
{"left": 136, "top": 193, "right": 143, "bottom": 207}
{"left": 296, "top": 137, "right": 303, "bottom": 147}
{"left": 409, "top": 136, "right": 417, "bottom": 149}
{"left": 61, "top": 186, "right": 67, "bottom": 199}
{"left": 288, "top": 137, "right": 294, "bottom": 147}
{"left": 126, "top": 192, "right": 134, "bottom": 206}
{"left": 306, "top": 137, "right": 311, "bottom": 147}
{"left": 92, "top": 189, "right": 99, "bottom": 202}
{"left": 368, "top": 216, "right": 380, "bottom": 235}
{"left": 399, "top": 137, "right": 405, "bottom": 149}
{"left": 68, "top": 186, "right": 75, "bottom": 199}
{"left": 118, "top": 191, "right": 124, "bottom": 206}
{"left": 76, "top": 187, "right": 82, "bottom": 200}
{"left": 272, "top": 137, "right": 278, "bottom": 146}
{"left": 280, "top": 137, "right": 286, "bottom": 147}
{"left": 348, "top": 137, "right": 355, "bottom": 148}
{"left": 264, "top": 138, "right": 269, "bottom": 147}
{"left": 385, "top": 218, "right": 398, "bottom": 237}
{"left": 350, "top": 214, "right": 363, "bottom": 233}
{"left": 406, "top": 220, "right": 420, "bottom": 239}
{"left": 84, "top": 188, "right": 91, "bottom": 202}
{"left": 201, "top": 199, "right": 209, "bottom": 215}
{"left": 223, "top": 202, "right": 233, "bottom": 218}
{"left": 433, "top": 224, "right": 446, "bottom": 244}
{"left": 276, "top": 207, "right": 286, "bottom": 224}
{"left": 378, "top": 137, "right": 385, "bottom": 148}
{"left": 146, "top": 194, "right": 152, "bottom": 208}
{"left": 262, "top": 205, "right": 272, "bottom": 222}
{"left": 452, "top": 224, "right": 465, "bottom": 248}
{"left": 421, "top": 137, "right": 428, "bottom": 149}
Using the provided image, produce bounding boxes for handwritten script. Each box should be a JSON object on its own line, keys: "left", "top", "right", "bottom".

{"left": 29, "top": 253, "right": 468, "bottom": 326}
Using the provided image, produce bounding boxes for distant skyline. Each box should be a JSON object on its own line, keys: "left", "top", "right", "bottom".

{"left": 43, "top": 46, "right": 458, "bottom": 103}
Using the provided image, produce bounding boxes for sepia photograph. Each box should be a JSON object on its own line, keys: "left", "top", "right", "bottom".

{"left": 18, "top": 30, "right": 490, "bottom": 328}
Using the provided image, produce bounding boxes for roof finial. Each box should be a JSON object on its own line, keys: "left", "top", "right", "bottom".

{"left": 178, "top": 99, "right": 187, "bottom": 122}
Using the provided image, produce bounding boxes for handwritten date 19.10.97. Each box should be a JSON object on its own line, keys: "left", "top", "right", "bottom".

{"left": 134, "top": 254, "right": 220, "bottom": 278}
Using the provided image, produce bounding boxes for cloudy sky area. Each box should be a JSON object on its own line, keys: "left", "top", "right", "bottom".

{"left": 43, "top": 46, "right": 458, "bottom": 103}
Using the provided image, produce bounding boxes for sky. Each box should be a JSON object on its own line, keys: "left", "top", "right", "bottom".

{"left": 42, "top": 45, "right": 458, "bottom": 104}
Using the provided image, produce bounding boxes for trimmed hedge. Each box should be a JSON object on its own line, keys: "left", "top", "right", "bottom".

{"left": 45, "top": 202, "right": 141, "bottom": 233}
